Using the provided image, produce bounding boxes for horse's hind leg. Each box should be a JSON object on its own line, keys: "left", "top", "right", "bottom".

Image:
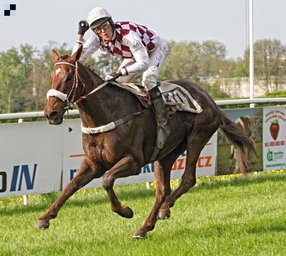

{"left": 35, "top": 159, "right": 105, "bottom": 230}
{"left": 132, "top": 141, "right": 187, "bottom": 239}
{"left": 132, "top": 159, "right": 173, "bottom": 239}
{"left": 159, "top": 133, "right": 213, "bottom": 219}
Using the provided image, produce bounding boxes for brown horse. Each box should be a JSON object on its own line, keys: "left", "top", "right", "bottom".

{"left": 35, "top": 46, "right": 255, "bottom": 238}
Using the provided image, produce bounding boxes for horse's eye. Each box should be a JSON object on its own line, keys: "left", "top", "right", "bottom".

{"left": 66, "top": 74, "right": 73, "bottom": 82}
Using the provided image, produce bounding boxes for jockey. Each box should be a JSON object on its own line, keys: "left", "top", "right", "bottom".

{"left": 72, "top": 7, "right": 170, "bottom": 149}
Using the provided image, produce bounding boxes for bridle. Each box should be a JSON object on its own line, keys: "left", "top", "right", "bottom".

{"left": 46, "top": 61, "right": 108, "bottom": 110}
{"left": 46, "top": 60, "right": 149, "bottom": 135}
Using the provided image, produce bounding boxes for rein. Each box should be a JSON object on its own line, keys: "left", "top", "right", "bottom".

{"left": 46, "top": 61, "right": 109, "bottom": 110}
{"left": 47, "top": 60, "right": 148, "bottom": 134}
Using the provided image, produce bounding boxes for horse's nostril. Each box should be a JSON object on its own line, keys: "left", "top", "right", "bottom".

{"left": 45, "top": 110, "right": 58, "bottom": 121}
{"left": 49, "top": 111, "right": 59, "bottom": 121}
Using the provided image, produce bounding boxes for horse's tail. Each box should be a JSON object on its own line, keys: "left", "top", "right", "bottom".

{"left": 219, "top": 111, "right": 256, "bottom": 175}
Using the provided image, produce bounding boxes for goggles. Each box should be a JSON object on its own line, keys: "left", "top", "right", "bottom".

{"left": 91, "top": 21, "right": 110, "bottom": 34}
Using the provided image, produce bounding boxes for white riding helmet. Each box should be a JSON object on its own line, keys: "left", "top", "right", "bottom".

{"left": 87, "top": 7, "right": 112, "bottom": 28}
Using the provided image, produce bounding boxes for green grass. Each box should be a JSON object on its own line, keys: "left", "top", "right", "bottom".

{"left": 1, "top": 171, "right": 286, "bottom": 256}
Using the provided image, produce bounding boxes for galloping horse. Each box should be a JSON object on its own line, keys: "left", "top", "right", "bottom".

{"left": 35, "top": 46, "right": 255, "bottom": 238}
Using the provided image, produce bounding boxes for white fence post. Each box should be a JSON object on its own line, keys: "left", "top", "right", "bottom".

{"left": 18, "top": 118, "right": 29, "bottom": 206}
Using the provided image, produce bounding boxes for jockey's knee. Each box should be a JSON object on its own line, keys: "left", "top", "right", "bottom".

{"left": 142, "top": 66, "right": 157, "bottom": 90}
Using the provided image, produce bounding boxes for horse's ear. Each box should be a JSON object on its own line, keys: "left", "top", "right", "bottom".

{"left": 52, "top": 50, "right": 60, "bottom": 62}
{"left": 70, "top": 45, "right": 83, "bottom": 63}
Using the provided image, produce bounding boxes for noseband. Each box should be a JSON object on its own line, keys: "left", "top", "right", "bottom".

{"left": 47, "top": 61, "right": 108, "bottom": 110}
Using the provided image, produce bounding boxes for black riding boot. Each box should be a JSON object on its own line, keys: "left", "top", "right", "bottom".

{"left": 148, "top": 86, "right": 171, "bottom": 149}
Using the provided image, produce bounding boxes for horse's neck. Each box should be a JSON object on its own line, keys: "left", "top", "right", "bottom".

{"left": 77, "top": 63, "right": 114, "bottom": 126}
{"left": 78, "top": 62, "right": 103, "bottom": 85}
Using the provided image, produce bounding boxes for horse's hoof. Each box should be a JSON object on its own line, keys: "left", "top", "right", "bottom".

{"left": 34, "top": 219, "right": 50, "bottom": 230}
{"left": 158, "top": 210, "right": 171, "bottom": 220}
{"left": 118, "top": 205, "right": 134, "bottom": 219}
{"left": 132, "top": 230, "right": 147, "bottom": 239}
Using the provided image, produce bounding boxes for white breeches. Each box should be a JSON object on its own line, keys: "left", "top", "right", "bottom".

{"left": 117, "top": 38, "right": 169, "bottom": 90}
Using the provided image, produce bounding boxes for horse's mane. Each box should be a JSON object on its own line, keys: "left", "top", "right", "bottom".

{"left": 82, "top": 62, "right": 97, "bottom": 75}
{"left": 79, "top": 60, "right": 104, "bottom": 81}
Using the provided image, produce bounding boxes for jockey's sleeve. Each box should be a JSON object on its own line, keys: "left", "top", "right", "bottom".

{"left": 72, "top": 33, "right": 100, "bottom": 62}
{"left": 122, "top": 32, "right": 150, "bottom": 75}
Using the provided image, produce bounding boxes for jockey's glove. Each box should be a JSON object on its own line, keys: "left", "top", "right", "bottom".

{"left": 105, "top": 68, "right": 128, "bottom": 82}
{"left": 78, "top": 20, "right": 89, "bottom": 35}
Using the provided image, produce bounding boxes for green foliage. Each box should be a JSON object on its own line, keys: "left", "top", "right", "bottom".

{"left": 160, "top": 40, "right": 228, "bottom": 82}
{"left": 159, "top": 40, "right": 200, "bottom": 81}
{"left": 0, "top": 43, "right": 73, "bottom": 113}
{"left": 199, "top": 81, "right": 230, "bottom": 99}
{"left": 0, "top": 47, "right": 27, "bottom": 113}
{"left": 244, "top": 38, "right": 286, "bottom": 90}
{"left": 232, "top": 58, "right": 248, "bottom": 77}
{"left": 265, "top": 90, "right": 286, "bottom": 97}
{"left": 252, "top": 39, "right": 286, "bottom": 78}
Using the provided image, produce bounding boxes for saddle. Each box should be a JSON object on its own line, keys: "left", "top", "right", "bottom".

{"left": 110, "top": 81, "right": 203, "bottom": 115}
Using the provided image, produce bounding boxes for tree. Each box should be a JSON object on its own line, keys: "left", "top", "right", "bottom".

{"left": 244, "top": 38, "right": 286, "bottom": 92}
{"left": 232, "top": 57, "right": 248, "bottom": 78}
{"left": 160, "top": 40, "right": 200, "bottom": 81}
{"left": 201, "top": 40, "right": 227, "bottom": 59}
{"left": 198, "top": 40, "right": 227, "bottom": 78}
{"left": 0, "top": 46, "right": 32, "bottom": 113}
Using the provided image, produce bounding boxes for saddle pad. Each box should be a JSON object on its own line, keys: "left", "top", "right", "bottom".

{"left": 113, "top": 81, "right": 203, "bottom": 114}
{"left": 159, "top": 81, "right": 203, "bottom": 114}
{"left": 113, "top": 82, "right": 146, "bottom": 97}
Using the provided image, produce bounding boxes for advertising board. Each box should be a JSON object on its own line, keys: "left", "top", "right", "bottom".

{"left": 263, "top": 106, "right": 286, "bottom": 171}
{"left": 0, "top": 119, "right": 217, "bottom": 197}
{"left": 0, "top": 122, "right": 62, "bottom": 197}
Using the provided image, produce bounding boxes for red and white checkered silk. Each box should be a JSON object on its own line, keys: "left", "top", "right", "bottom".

{"left": 99, "top": 21, "right": 159, "bottom": 58}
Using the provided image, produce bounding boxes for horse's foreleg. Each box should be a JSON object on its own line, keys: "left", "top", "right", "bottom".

{"left": 35, "top": 159, "right": 104, "bottom": 230}
{"left": 133, "top": 161, "right": 172, "bottom": 239}
{"left": 102, "top": 155, "right": 140, "bottom": 219}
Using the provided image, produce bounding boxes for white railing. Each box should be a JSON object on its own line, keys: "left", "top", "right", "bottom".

{"left": 0, "top": 109, "right": 79, "bottom": 120}
{"left": 215, "top": 98, "right": 286, "bottom": 106}
{"left": 1, "top": 98, "right": 286, "bottom": 120}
